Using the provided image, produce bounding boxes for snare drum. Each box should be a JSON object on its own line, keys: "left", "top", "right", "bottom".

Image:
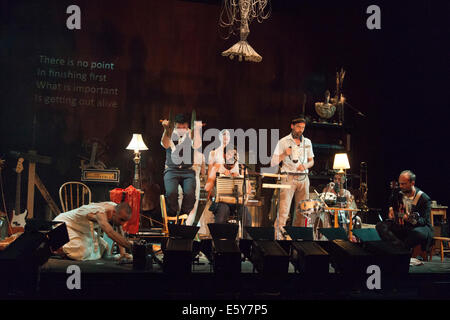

{"left": 321, "top": 192, "right": 337, "bottom": 206}
{"left": 298, "top": 199, "right": 322, "bottom": 212}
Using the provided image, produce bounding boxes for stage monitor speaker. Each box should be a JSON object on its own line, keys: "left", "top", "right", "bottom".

{"left": 250, "top": 240, "right": 289, "bottom": 275}
{"left": 207, "top": 223, "right": 241, "bottom": 274}
{"left": 212, "top": 239, "right": 241, "bottom": 275}
{"left": 163, "top": 225, "right": 199, "bottom": 273}
{"left": 290, "top": 241, "right": 330, "bottom": 275}
{"left": 318, "top": 227, "right": 348, "bottom": 241}
{"left": 284, "top": 226, "right": 314, "bottom": 241}
{"left": 25, "top": 219, "right": 69, "bottom": 252}
{"left": 352, "top": 228, "right": 382, "bottom": 242}
{"left": 168, "top": 224, "right": 199, "bottom": 240}
{"left": 361, "top": 241, "right": 410, "bottom": 277}
{"left": 0, "top": 219, "right": 69, "bottom": 296}
{"left": 245, "top": 227, "right": 274, "bottom": 241}
{"left": 208, "top": 223, "right": 238, "bottom": 240}
{"left": 323, "top": 239, "right": 374, "bottom": 285}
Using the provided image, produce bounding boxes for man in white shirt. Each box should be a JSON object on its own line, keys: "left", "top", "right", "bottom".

{"left": 271, "top": 117, "right": 315, "bottom": 239}
{"left": 53, "top": 202, "right": 132, "bottom": 260}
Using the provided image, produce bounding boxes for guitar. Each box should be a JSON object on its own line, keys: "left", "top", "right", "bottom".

{"left": 389, "top": 180, "right": 419, "bottom": 226}
{"left": 10, "top": 158, "right": 28, "bottom": 234}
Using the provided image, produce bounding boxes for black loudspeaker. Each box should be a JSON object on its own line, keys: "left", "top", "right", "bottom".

{"left": 318, "top": 227, "right": 348, "bottom": 241}
{"left": 208, "top": 223, "right": 238, "bottom": 240}
{"left": 245, "top": 227, "right": 274, "bottom": 240}
{"left": 244, "top": 227, "right": 290, "bottom": 275}
{"left": 352, "top": 228, "right": 382, "bottom": 242}
{"left": 163, "top": 225, "right": 199, "bottom": 274}
{"left": 208, "top": 223, "right": 241, "bottom": 275}
{"left": 361, "top": 241, "right": 410, "bottom": 278}
{"left": 284, "top": 226, "right": 314, "bottom": 241}
{"left": 290, "top": 241, "right": 330, "bottom": 275}
{"left": 25, "top": 220, "right": 70, "bottom": 252}
{"left": 320, "top": 240, "right": 374, "bottom": 288}
{"left": 251, "top": 240, "right": 289, "bottom": 275}
{"left": 0, "top": 220, "right": 69, "bottom": 296}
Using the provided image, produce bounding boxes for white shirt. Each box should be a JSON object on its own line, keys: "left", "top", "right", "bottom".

{"left": 273, "top": 134, "right": 314, "bottom": 173}
{"left": 208, "top": 146, "right": 240, "bottom": 175}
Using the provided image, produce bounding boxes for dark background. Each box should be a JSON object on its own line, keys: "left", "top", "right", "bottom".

{"left": 0, "top": 0, "right": 448, "bottom": 220}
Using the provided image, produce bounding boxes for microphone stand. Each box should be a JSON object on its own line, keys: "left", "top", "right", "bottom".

{"left": 343, "top": 101, "right": 366, "bottom": 117}
{"left": 239, "top": 163, "right": 251, "bottom": 239}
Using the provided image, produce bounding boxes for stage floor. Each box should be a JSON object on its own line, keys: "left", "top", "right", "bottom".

{"left": 35, "top": 251, "right": 450, "bottom": 300}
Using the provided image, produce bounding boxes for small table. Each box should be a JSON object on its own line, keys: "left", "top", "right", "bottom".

{"left": 431, "top": 206, "right": 447, "bottom": 227}
{"left": 326, "top": 207, "right": 361, "bottom": 240}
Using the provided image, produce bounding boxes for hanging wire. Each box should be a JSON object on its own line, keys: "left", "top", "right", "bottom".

{"left": 219, "top": 0, "right": 271, "bottom": 40}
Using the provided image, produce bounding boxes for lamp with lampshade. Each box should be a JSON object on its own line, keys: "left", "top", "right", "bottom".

{"left": 126, "top": 134, "right": 148, "bottom": 189}
{"left": 333, "top": 152, "right": 350, "bottom": 192}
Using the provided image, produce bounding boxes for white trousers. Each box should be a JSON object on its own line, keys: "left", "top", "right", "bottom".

{"left": 274, "top": 175, "right": 310, "bottom": 240}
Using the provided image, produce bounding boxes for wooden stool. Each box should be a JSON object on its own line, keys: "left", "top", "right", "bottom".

{"left": 430, "top": 237, "right": 450, "bottom": 262}
{"left": 411, "top": 244, "right": 428, "bottom": 261}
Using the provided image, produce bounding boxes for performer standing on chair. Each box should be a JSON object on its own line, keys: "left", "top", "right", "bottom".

{"left": 271, "top": 117, "right": 315, "bottom": 240}
{"left": 161, "top": 113, "right": 202, "bottom": 219}
{"left": 376, "top": 170, "right": 433, "bottom": 251}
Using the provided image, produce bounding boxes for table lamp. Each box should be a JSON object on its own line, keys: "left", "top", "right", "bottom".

{"left": 333, "top": 153, "right": 350, "bottom": 174}
{"left": 126, "top": 134, "right": 148, "bottom": 189}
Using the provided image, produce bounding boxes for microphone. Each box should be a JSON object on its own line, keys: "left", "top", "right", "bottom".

{"left": 291, "top": 146, "right": 299, "bottom": 163}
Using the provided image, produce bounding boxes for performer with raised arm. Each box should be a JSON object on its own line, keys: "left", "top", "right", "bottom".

{"left": 270, "top": 117, "right": 315, "bottom": 240}
{"left": 160, "top": 113, "right": 202, "bottom": 220}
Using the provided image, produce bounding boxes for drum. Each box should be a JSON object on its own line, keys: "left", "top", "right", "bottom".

{"left": 322, "top": 192, "right": 337, "bottom": 206}
{"left": 298, "top": 199, "right": 322, "bottom": 212}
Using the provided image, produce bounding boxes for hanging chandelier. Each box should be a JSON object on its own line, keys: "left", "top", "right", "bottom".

{"left": 219, "top": 0, "right": 271, "bottom": 63}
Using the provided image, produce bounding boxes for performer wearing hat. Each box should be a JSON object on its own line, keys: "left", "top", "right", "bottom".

{"left": 271, "top": 117, "right": 315, "bottom": 240}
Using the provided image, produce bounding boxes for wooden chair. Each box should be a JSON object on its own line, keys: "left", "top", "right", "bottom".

{"left": 429, "top": 224, "right": 450, "bottom": 262}
{"left": 59, "top": 181, "right": 92, "bottom": 212}
{"left": 430, "top": 237, "right": 450, "bottom": 262}
{"left": 159, "top": 195, "right": 188, "bottom": 235}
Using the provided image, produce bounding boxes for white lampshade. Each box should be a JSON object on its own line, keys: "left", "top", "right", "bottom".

{"left": 126, "top": 134, "right": 149, "bottom": 152}
{"left": 333, "top": 153, "right": 350, "bottom": 173}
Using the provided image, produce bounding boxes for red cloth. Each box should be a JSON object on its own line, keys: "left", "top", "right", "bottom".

{"left": 109, "top": 185, "right": 141, "bottom": 234}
